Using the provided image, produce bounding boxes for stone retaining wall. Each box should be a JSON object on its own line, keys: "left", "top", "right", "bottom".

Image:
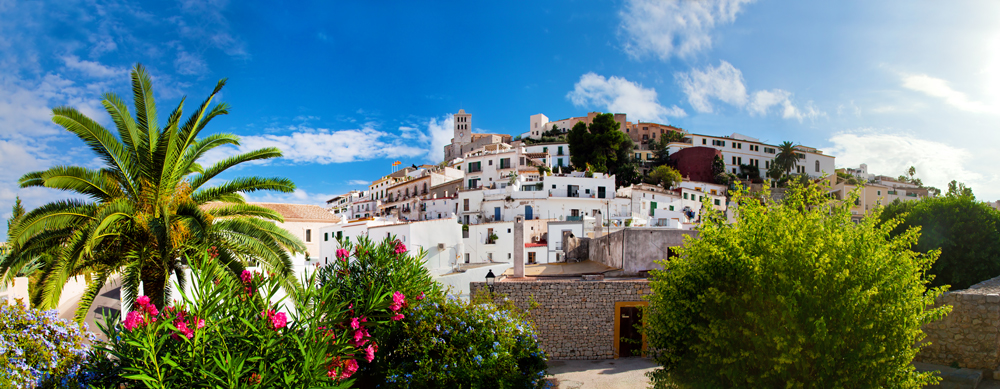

{"left": 918, "top": 277, "right": 1000, "bottom": 370}
{"left": 471, "top": 279, "right": 651, "bottom": 360}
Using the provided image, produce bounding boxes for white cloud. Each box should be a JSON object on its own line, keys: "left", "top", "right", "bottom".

{"left": 174, "top": 49, "right": 209, "bottom": 75}
{"left": 901, "top": 74, "right": 995, "bottom": 113}
{"left": 826, "top": 130, "right": 985, "bottom": 191}
{"left": 345, "top": 179, "right": 370, "bottom": 186}
{"left": 676, "top": 61, "right": 825, "bottom": 120}
{"left": 242, "top": 188, "right": 337, "bottom": 207}
{"left": 206, "top": 115, "right": 458, "bottom": 167}
{"left": 426, "top": 115, "right": 454, "bottom": 163}
{"left": 619, "top": 0, "right": 754, "bottom": 60}
{"left": 749, "top": 89, "right": 825, "bottom": 121}
{"left": 566, "top": 72, "right": 686, "bottom": 123}
{"left": 675, "top": 61, "right": 748, "bottom": 113}
{"left": 61, "top": 55, "right": 125, "bottom": 78}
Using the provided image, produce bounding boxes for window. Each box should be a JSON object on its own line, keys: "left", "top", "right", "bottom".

{"left": 337, "top": 231, "right": 343, "bottom": 240}
{"left": 557, "top": 146, "right": 564, "bottom": 155}
{"left": 468, "top": 162, "right": 482, "bottom": 172}
{"left": 488, "top": 159, "right": 493, "bottom": 166}
{"left": 732, "top": 156, "right": 737, "bottom": 164}
{"left": 500, "top": 158, "right": 511, "bottom": 169}
{"left": 305, "top": 229, "right": 312, "bottom": 242}
{"left": 543, "top": 147, "right": 548, "bottom": 153}
{"left": 714, "top": 199, "right": 720, "bottom": 206}
{"left": 815, "top": 160, "right": 820, "bottom": 172}
{"left": 877, "top": 190, "right": 881, "bottom": 196}
{"left": 796, "top": 153, "right": 806, "bottom": 159}
{"left": 738, "top": 143, "right": 742, "bottom": 149}
{"left": 683, "top": 193, "right": 688, "bottom": 200}
{"left": 635, "top": 153, "right": 641, "bottom": 159}
{"left": 647, "top": 153, "right": 653, "bottom": 160}
{"left": 712, "top": 139, "right": 726, "bottom": 147}
{"left": 463, "top": 198, "right": 469, "bottom": 211}
{"left": 764, "top": 147, "right": 776, "bottom": 154}
{"left": 669, "top": 205, "right": 674, "bottom": 211}
{"left": 558, "top": 158, "right": 564, "bottom": 167}
{"left": 552, "top": 184, "right": 556, "bottom": 189}
{"left": 507, "top": 228, "right": 511, "bottom": 233}
{"left": 702, "top": 139, "right": 707, "bottom": 145}
{"left": 585, "top": 189, "right": 591, "bottom": 194}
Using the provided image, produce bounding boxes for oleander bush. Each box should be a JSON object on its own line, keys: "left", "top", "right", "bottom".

{"left": 83, "top": 247, "right": 403, "bottom": 388}
{"left": 645, "top": 182, "right": 951, "bottom": 388}
{"left": 318, "top": 236, "right": 548, "bottom": 388}
{"left": 0, "top": 303, "right": 96, "bottom": 389}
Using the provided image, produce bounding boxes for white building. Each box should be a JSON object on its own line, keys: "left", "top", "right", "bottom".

{"left": 457, "top": 171, "right": 627, "bottom": 226}
{"left": 524, "top": 142, "right": 571, "bottom": 170}
{"left": 667, "top": 132, "right": 835, "bottom": 179}
{"left": 326, "top": 190, "right": 368, "bottom": 219}
{"left": 616, "top": 182, "right": 727, "bottom": 228}
{"left": 379, "top": 167, "right": 463, "bottom": 220}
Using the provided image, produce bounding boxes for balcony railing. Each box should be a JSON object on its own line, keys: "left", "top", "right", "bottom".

{"left": 565, "top": 216, "right": 583, "bottom": 221}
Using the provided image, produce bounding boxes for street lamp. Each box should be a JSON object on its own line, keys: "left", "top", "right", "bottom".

{"left": 485, "top": 269, "right": 496, "bottom": 293}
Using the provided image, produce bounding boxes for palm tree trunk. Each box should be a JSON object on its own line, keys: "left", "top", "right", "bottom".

{"left": 141, "top": 264, "right": 168, "bottom": 308}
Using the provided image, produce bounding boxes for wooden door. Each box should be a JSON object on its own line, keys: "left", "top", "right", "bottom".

{"left": 618, "top": 306, "right": 643, "bottom": 357}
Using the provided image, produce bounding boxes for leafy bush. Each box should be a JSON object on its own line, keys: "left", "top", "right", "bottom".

{"left": 378, "top": 294, "right": 547, "bottom": 388}
{"left": 84, "top": 248, "right": 400, "bottom": 388}
{"left": 0, "top": 303, "right": 96, "bottom": 388}
{"left": 879, "top": 195, "right": 1000, "bottom": 290}
{"left": 318, "top": 236, "right": 547, "bottom": 388}
{"left": 646, "top": 182, "right": 950, "bottom": 388}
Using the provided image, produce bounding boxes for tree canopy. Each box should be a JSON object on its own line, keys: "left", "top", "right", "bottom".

{"left": 567, "top": 113, "right": 636, "bottom": 187}
{"left": 650, "top": 165, "right": 682, "bottom": 189}
{"left": 879, "top": 195, "right": 1000, "bottom": 290}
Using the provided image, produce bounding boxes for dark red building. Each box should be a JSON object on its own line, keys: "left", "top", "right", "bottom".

{"left": 668, "top": 147, "right": 722, "bottom": 183}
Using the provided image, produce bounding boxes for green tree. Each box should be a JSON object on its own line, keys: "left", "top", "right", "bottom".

{"left": 567, "top": 113, "right": 633, "bottom": 186}
{"left": 646, "top": 182, "right": 949, "bottom": 388}
{"left": 879, "top": 196, "right": 1000, "bottom": 289}
{"left": 772, "top": 141, "right": 800, "bottom": 177}
{"left": 907, "top": 166, "right": 916, "bottom": 181}
{"left": 648, "top": 138, "right": 671, "bottom": 168}
{"left": 650, "top": 165, "right": 682, "bottom": 189}
{"left": 1, "top": 64, "right": 305, "bottom": 319}
{"left": 946, "top": 180, "right": 974, "bottom": 199}
{"left": 7, "top": 196, "right": 24, "bottom": 232}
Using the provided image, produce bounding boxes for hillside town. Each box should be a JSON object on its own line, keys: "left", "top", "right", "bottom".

{"left": 6, "top": 1, "right": 1000, "bottom": 387}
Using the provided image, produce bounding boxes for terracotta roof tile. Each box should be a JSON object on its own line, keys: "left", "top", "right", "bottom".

{"left": 201, "top": 202, "right": 340, "bottom": 222}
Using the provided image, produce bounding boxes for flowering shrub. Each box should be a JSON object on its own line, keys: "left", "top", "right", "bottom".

{"left": 318, "top": 236, "right": 548, "bottom": 388}
{"left": 379, "top": 295, "right": 548, "bottom": 388}
{"left": 0, "top": 303, "right": 96, "bottom": 388}
{"left": 83, "top": 248, "right": 401, "bottom": 388}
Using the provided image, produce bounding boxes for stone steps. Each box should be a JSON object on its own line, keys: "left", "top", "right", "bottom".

{"left": 915, "top": 362, "right": 983, "bottom": 389}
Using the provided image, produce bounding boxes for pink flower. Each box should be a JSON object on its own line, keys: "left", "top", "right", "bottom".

{"left": 391, "top": 313, "right": 404, "bottom": 321}
{"left": 350, "top": 317, "right": 360, "bottom": 330}
{"left": 393, "top": 240, "right": 407, "bottom": 255}
{"left": 389, "top": 302, "right": 401, "bottom": 311}
{"left": 353, "top": 329, "right": 366, "bottom": 344}
{"left": 416, "top": 292, "right": 425, "bottom": 301}
{"left": 136, "top": 295, "right": 150, "bottom": 307}
{"left": 392, "top": 291, "right": 406, "bottom": 305}
{"left": 241, "top": 270, "right": 253, "bottom": 284}
{"left": 364, "top": 344, "right": 376, "bottom": 362}
{"left": 271, "top": 312, "right": 287, "bottom": 330}
{"left": 336, "top": 248, "right": 349, "bottom": 261}
{"left": 123, "top": 311, "right": 144, "bottom": 331}
{"left": 145, "top": 304, "right": 159, "bottom": 317}
{"left": 340, "top": 359, "right": 359, "bottom": 380}
{"left": 196, "top": 318, "right": 205, "bottom": 329}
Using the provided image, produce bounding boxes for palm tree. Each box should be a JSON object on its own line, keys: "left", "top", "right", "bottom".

{"left": 1, "top": 64, "right": 305, "bottom": 320}
{"left": 773, "top": 141, "right": 800, "bottom": 177}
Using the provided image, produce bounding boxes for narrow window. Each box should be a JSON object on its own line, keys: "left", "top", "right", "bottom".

{"left": 306, "top": 229, "right": 312, "bottom": 242}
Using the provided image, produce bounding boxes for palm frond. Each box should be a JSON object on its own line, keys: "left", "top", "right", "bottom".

{"left": 7, "top": 200, "right": 95, "bottom": 248}
{"left": 23, "top": 165, "right": 124, "bottom": 201}
{"left": 51, "top": 106, "right": 137, "bottom": 195}
{"left": 191, "top": 177, "right": 295, "bottom": 204}
{"left": 131, "top": 63, "right": 159, "bottom": 160}
{"left": 189, "top": 147, "right": 283, "bottom": 190}
{"left": 205, "top": 203, "right": 284, "bottom": 221}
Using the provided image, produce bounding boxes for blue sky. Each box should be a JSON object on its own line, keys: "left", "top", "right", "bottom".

{"left": 3, "top": 0, "right": 1000, "bottom": 237}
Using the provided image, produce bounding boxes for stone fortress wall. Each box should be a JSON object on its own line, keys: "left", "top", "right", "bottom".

{"left": 918, "top": 276, "right": 1000, "bottom": 370}
{"left": 471, "top": 279, "right": 651, "bottom": 360}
